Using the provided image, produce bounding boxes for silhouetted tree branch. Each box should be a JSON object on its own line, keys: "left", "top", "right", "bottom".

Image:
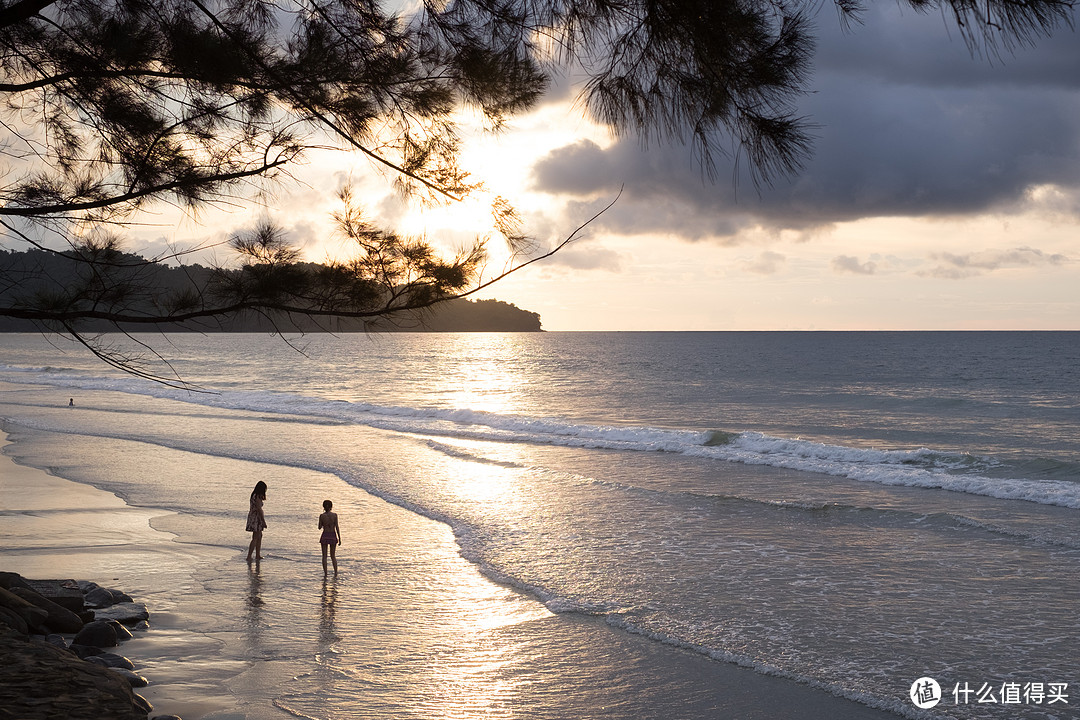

{"left": 0, "top": 0, "right": 1073, "bottom": 381}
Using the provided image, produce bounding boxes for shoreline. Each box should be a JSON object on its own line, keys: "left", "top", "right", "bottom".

{"left": 0, "top": 436, "right": 238, "bottom": 720}
{"left": 0, "top": 572, "right": 156, "bottom": 720}
{"left": 1, "top": 419, "right": 904, "bottom": 720}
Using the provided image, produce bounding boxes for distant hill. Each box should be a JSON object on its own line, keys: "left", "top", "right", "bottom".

{"left": 0, "top": 249, "right": 542, "bottom": 333}
{"left": 384, "top": 298, "right": 542, "bottom": 332}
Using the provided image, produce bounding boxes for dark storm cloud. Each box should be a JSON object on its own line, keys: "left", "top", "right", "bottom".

{"left": 530, "top": 5, "right": 1080, "bottom": 241}
{"left": 813, "top": 2, "right": 1080, "bottom": 90}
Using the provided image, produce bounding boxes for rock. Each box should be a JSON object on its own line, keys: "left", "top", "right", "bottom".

{"left": 84, "top": 586, "right": 120, "bottom": 608}
{"left": 73, "top": 620, "right": 117, "bottom": 648}
{"left": 85, "top": 652, "right": 136, "bottom": 670}
{"left": 69, "top": 643, "right": 104, "bottom": 659}
{"left": 133, "top": 692, "right": 154, "bottom": 715}
{"left": 108, "top": 620, "right": 135, "bottom": 641}
{"left": 9, "top": 587, "right": 84, "bottom": 634}
{"left": 23, "top": 579, "right": 85, "bottom": 614}
{"left": 93, "top": 601, "right": 149, "bottom": 626}
{"left": 0, "top": 605, "right": 29, "bottom": 636}
{"left": 0, "top": 587, "right": 49, "bottom": 633}
{"left": 43, "top": 634, "right": 68, "bottom": 651}
{"left": 0, "top": 576, "right": 159, "bottom": 719}
{"left": 0, "top": 572, "right": 33, "bottom": 592}
{"left": 0, "top": 624, "right": 149, "bottom": 720}
{"left": 79, "top": 581, "right": 120, "bottom": 603}
{"left": 152, "top": 715, "right": 184, "bottom": 720}
{"left": 110, "top": 667, "right": 149, "bottom": 687}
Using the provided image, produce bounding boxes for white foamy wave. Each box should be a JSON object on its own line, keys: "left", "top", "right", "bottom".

{"left": 6, "top": 366, "right": 1080, "bottom": 509}
{"left": 693, "top": 432, "right": 1080, "bottom": 509}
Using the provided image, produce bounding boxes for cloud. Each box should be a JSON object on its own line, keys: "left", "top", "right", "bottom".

{"left": 813, "top": 3, "right": 1080, "bottom": 91}
{"left": 545, "top": 244, "right": 623, "bottom": 271}
{"left": 920, "top": 246, "right": 1071, "bottom": 278}
{"left": 527, "top": 6, "right": 1080, "bottom": 242}
{"left": 832, "top": 255, "right": 878, "bottom": 275}
{"left": 532, "top": 143, "right": 764, "bottom": 240}
{"left": 745, "top": 251, "right": 787, "bottom": 275}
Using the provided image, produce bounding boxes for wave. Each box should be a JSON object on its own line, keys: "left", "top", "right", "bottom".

{"left": 5, "top": 365, "right": 1080, "bottom": 510}
{"left": 580, "top": 475, "right": 1080, "bottom": 549}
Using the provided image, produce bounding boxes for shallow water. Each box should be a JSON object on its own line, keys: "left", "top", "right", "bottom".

{"left": 2, "top": 331, "right": 1079, "bottom": 718}
{"left": 1, "top": 424, "right": 896, "bottom": 720}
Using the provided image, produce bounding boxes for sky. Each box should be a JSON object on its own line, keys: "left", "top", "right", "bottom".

{"left": 131, "top": 2, "right": 1080, "bottom": 331}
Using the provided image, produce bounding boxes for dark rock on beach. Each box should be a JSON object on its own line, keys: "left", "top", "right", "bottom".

{"left": 95, "top": 601, "right": 151, "bottom": 625}
{"left": 0, "top": 586, "right": 49, "bottom": 634}
{"left": 0, "top": 571, "right": 30, "bottom": 591}
{"left": 0, "top": 572, "right": 166, "bottom": 720}
{"left": 24, "top": 578, "right": 85, "bottom": 613}
{"left": 112, "top": 619, "right": 136, "bottom": 641}
{"left": 9, "top": 586, "right": 85, "bottom": 633}
{"left": 43, "top": 633, "right": 68, "bottom": 650}
{"left": 0, "top": 624, "right": 150, "bottom": 720}
{"left": 83, "top": 583, "right": 134, "bottom": 608}
{"left": 112, "top": 666, "right": 151, "bottom": 687}
{"left": 74, "top": 619, "right": 119, "bottom": 648}
{"left": 70, "top": 642, "right": 105, "bottom": 658}
{"left": 85, "top": 651, "right": 136, "bottom": 670}
{"left": 0, "top": 604, "right": 29, "bottom": 636}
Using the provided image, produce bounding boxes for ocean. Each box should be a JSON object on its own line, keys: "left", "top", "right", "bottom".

{"left": 1, "top": 331, "right": 1078, "bottom": 719}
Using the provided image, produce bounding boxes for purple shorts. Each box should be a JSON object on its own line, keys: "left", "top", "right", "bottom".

{"left": 320, "top": 531, "right": 337, "bottom": 545}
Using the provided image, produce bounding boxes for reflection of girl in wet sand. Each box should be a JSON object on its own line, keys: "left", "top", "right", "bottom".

{"left": 246, "top": 481, "right": 268, "bottom": 562}
{"left": 318, "top": 500, "right": 341, "bottom": 574}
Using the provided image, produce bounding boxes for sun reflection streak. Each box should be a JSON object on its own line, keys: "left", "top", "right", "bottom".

{"left": 410, "top": 530, "right": 554, "bottom": 718}
{"left": 432, "top": 334, "right": 533, "bottom": 417}
{"left": 392, "top": 433, "right": 558, "bottom": 717}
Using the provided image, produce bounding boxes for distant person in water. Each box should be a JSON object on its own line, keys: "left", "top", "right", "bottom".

{"left": 246, "top": 481, "right": 268, "bottom": 561}
{"left": 68, "top": 398, "right": 74, "bottom": 407}
{"left": 318, "top": 500, "right": 341, "bottom": 574}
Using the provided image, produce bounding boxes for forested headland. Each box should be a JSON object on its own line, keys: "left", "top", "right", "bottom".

{"left": 0, "top": 249, "right": 541, "bottom": 333}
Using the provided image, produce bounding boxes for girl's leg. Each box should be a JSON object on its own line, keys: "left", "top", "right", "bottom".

{"left": 253, "top": 530, "right": 263, "bottom": 560}
{"left": 247, "top": 532, "right": 257, "bottom": 561}
{"left": 321, "top": 543, "right": 329, "bottom": 574}
{"left": 329, "top": 544, "right": 338, "bottom": 573}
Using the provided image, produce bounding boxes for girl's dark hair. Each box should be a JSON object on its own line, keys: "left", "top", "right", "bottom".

{"left": 251, "top": 481, "right": 267, "bottom": 500}
{"left": 323, "top": 500, "right": 333, "bottom": 511}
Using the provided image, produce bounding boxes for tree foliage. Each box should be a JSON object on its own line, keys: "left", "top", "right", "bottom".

{"left": 0, "top": 0, "right": 1074, "bottom": 377}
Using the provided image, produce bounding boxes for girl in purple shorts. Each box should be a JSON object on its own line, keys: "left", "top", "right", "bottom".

{"left": 318, "top": 500, "right": 341, "bottom": 574}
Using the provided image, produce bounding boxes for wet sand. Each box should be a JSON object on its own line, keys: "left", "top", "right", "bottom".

{"left": 1, "top": 424, "right": 901, "bottom": 720}
{"left": 0, "top": 437, "right": 238, "bottom": 719}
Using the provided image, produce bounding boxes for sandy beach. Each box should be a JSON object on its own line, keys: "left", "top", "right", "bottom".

{"left": 0, "top": 436, "right": 240, "bottom": 719}
{"left": 1, "top": 412, "right": 901, "bottom": 720}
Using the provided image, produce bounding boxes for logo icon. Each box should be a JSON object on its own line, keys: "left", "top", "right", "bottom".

{"left": 910, "top": 677, "right": 942, "bottom": 709}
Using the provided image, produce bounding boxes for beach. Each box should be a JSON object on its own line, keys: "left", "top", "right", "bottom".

{"left": 1, "top": 424, "right": 901, "bottom": 720}
{"left": 0, "top": 436, "right": 238, "bottom": 719}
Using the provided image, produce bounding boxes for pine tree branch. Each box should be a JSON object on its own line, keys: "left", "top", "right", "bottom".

{"left": 0, "top": 157, "right": 292, "bottom": 217}
{"left": 0, "top": 0, "right": 56, "bottom": 32}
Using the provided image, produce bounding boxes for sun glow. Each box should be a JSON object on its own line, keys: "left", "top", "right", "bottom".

{"left": 388, "top": 101, "right": 615, "bottom": 251}
{"left": 430, "top": 334, "right": 531, "bottom": 416}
